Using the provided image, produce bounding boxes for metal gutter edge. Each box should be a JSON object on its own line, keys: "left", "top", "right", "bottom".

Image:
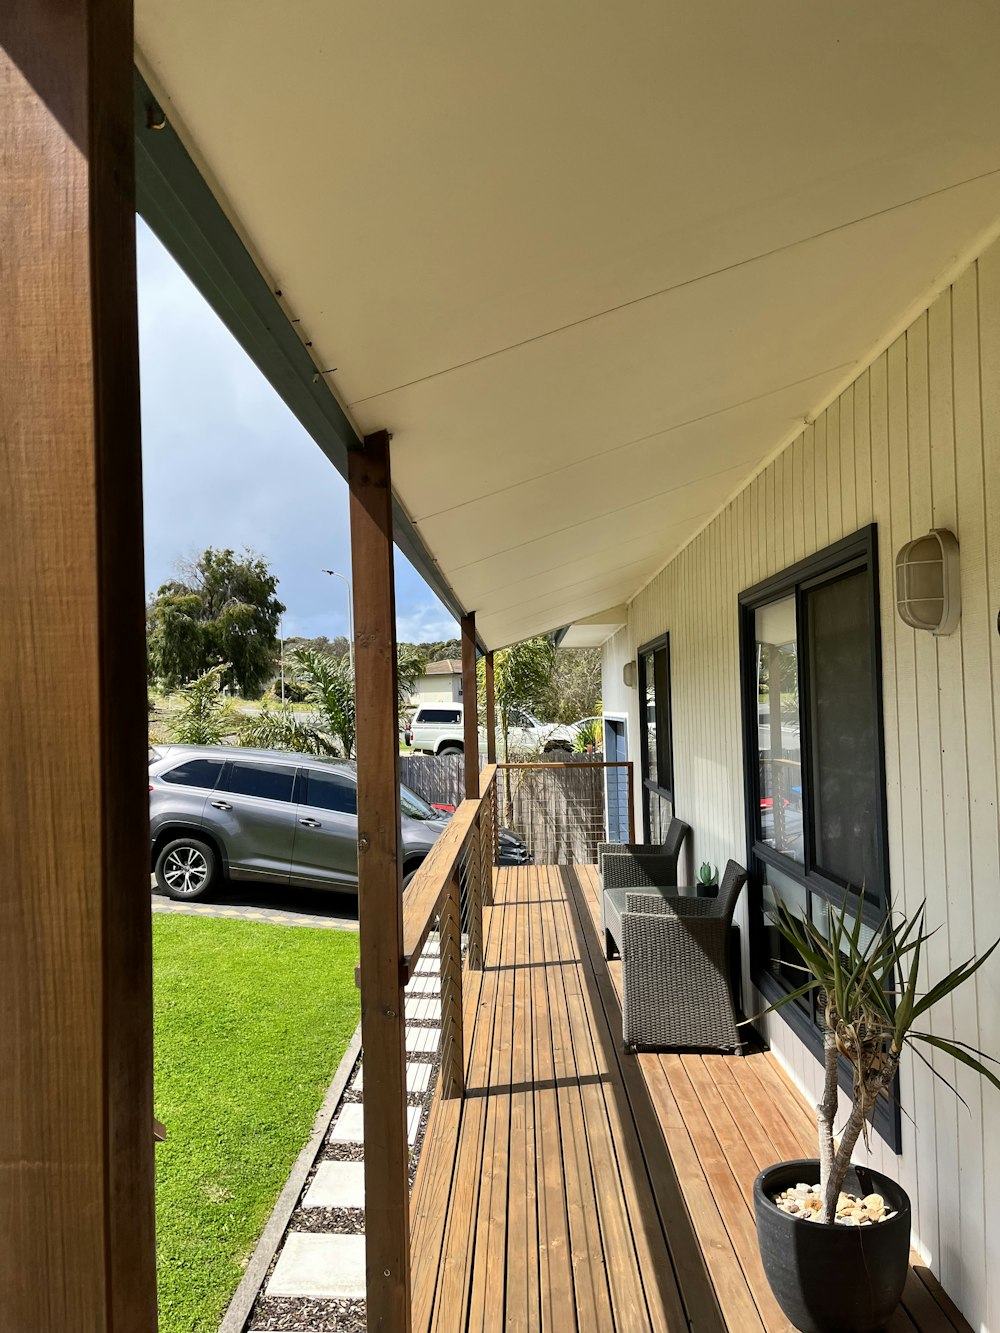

{"left": 217, "top": 1023, "right": 363, "bottom": 1333}
{"left": 133, "top": 69, "right": 470, "bottom": 630}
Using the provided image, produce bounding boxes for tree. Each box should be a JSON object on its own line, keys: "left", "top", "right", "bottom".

{"left": 164, "top": 665, "right": 239, "bottom": 745}
{"left": 536, "top": 647, "right": 602, "bottom": 723}
{"left": 147, "top": 547, "right": 286, "bottom": 697}
{"left": 478, "top": 636, "right": 556, "bottom": 760}
{"left": 764, "top": 892, "right": 1000, "bottom": 1224}
{"left": 240, "top": 643, "right": 427, "bottom": 758}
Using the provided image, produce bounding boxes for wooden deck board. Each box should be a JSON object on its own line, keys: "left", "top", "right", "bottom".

{"left": 410, "top": 865, "right": 971, "bottom": 1333}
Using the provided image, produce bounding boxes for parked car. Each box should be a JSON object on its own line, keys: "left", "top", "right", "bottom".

{"left": 149, "top": 744, "right": 529, "bottom": 900}
{"left": 404, "top": 702, "right": 577, "bottom": 756}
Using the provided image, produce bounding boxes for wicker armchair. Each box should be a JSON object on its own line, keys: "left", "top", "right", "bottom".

{"left": 599, "top": 818, "right": 691, "bottom": 954}
{"left": 615, "top": 859, "right": 747, "bottom": 1052}
{"left": 598, "top": 816, "right": 690, "bottom": 883}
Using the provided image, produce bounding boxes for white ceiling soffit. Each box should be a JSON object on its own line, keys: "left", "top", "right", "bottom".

{"left": 135, "top": 1, "right": 1000, "bottom": 649}
{"left": 560, "top": 607, "right": 629, "bottom": 650}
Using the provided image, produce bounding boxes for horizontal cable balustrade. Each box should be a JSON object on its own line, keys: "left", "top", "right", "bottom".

{"left": 495, "top": 760, "right": 635, "bottom": 866}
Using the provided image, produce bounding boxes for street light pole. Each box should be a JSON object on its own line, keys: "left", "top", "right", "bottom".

{"left": 322, "top": 569, "right": 355, "bottom": 675}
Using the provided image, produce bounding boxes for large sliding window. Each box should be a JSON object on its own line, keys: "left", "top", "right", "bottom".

{"left": 637, "top": 635, "right": 674, "bottom": 841}
{"left": 739, "top": 526, "right": 897, "bottom": 1147}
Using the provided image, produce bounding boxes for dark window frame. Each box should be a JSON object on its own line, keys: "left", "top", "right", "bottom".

{"left": 637, "top": 634, "right": 674, "bottom": 837}
{"left": 738, "top": 524, "right": 899, "bottom": 1151}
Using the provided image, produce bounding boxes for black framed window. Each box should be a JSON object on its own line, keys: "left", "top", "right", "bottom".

{"left": 637, "top": 635, "right": 674, "bottom": 841}
{"left": 739, "top": 525, "right": 898, "bottom": 1149}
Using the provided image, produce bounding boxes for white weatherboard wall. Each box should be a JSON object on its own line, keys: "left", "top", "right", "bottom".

{"left": 603, "top": 241, "right": 1000, "bottom": 1329}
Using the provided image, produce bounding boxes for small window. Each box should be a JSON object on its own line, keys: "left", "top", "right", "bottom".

{"left": 417, "top": 708, "right": 461, "bottom": 725}
{"left": 224, "top": 761, "right": 295, "bottom": 803}
{"left": 304, "top": 770, "right": 357, "bottom": 815}
{"left": 636, "top": 635, "right": 674, "bottom": 837}
{"left": 160, "top": 758, "right": 224, "bottom": 790}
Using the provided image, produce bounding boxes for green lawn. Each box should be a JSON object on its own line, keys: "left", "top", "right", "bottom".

{"left": 153, "top": 916, "right": 360, "bottom": 1333}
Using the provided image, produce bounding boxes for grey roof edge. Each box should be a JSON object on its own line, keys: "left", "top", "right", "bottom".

{"left": 133, "top": 68, "right": 471, "bottom": 633}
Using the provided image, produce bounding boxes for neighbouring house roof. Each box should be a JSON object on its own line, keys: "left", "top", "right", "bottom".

{"left": 134, "top": 3, "right": 1000, "bottom": 649}
{"left": 423, "top": 660, "right": 462, "bottom": 676}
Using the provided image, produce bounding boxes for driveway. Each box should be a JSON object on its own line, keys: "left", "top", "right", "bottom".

{"left": 151, "top": 879, "right": 359, "bottom": 931}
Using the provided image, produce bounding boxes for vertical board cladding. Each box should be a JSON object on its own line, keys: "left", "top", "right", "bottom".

{"left": 603, "top": 239, "right": 1000, "bottom": 1330}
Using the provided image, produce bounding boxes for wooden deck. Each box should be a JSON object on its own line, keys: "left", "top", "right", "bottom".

{"left": 409, "top": 865, "right": 972, "bottom": 1332}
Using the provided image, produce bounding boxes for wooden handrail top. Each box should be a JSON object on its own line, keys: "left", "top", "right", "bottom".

{"left": 478, "top": 764, "right": 498, "bottom": 797}
{"left": 401, "top": 797, "right": 480, "bottom": 975}
{"left": 496, "top": 760, "right": 632, "bottom": 770}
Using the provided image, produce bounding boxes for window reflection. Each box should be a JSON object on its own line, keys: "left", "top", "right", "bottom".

{"left": 762, "top": 865, "right": 810, "bottom": 1009}
{"left": 754, "top": 597, "right": 803, "bottom": 864}
{"left": 644, "top": 650, "right": 657, "bottom": 788}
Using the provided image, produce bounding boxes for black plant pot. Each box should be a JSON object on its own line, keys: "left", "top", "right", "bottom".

{"left": 754, "top": 1159, "right": 911, "bottom": 1333}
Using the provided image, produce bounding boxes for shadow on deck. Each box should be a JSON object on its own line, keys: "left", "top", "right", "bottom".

{"left": 409, "top": 865, "right": 971, "bottom": 1333}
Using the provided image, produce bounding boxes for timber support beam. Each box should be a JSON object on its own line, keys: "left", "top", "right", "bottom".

{"left": 348, "top": 430, "right": 412, "bottom": 1332}
{"left": 1, "top": 1, "right": 157, "bottom": 1328}
{"left": 460, "top": 613, "right": 484, "bottom": 965}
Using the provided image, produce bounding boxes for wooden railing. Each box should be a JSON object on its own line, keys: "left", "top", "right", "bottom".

{"left": 392, "top": 757, "right": 630, "bottom": 1329}
{"left": 399, "top": 764, "right": 497, "bottom": 1100}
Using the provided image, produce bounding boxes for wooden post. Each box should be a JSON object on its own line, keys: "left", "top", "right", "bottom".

{"left": 485, "top": 649, "right": 497, "bottom": 764}
{"left": 1, "top": 4, "right": 157, "bottom": 1330}
{"left": 348, "top": 431, "right": 411, "bottom": 1332}
{"left": 460, "top": 613, "right": 484, "bottom": 968}
{"left": 461, "top": 613, "right": 480, "bottom": 799}
{"left": 438, "top": 876, "right": 465, "bottom": 1099}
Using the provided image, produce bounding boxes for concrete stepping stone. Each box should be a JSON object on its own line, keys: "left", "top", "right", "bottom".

{"left": 268, "top": 1232, "right": 366, "bottom": 1299}
{"left": 406, "top": 1105, "right": 421, "bottom": 1145}
{"left": 328, "top": 1100, "right": 421, "bottom": 1145}
{"left": 406, "top": 975, "right": 440, "bottom": 996}
{"left": 406, "top": 1025, "right": 439, "bottom": 1054}
{"left": 303, "top": 1160, "right": 366, "bottom": 1209}
{"left": 353, "top": 1063, "right": 432, "bottom": 1095}
{"left": 329, "top": 1103, "right": 365, "bottom": 1143}
{"left": 408, "top": 1062, "right": 433, "bottom": 1095}
{"left": 406, "top": 995, "right": 442, "bottom": 1022}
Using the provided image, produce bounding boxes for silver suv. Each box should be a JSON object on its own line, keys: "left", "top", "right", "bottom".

{"left": 149, "top": 745, "right": 449, "bottom": 901}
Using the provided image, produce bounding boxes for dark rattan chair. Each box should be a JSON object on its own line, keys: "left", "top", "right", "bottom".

{"left": 615, "top": 859, "right": 747, "bottom": 1052}
{"left": 597, "top": 815, "right": 690, "bottom": 878}
{"left": 598, "top": 818, "right": 691, "bottom": 952}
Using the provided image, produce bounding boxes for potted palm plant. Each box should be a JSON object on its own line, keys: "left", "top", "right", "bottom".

{"left": 753, "top": 893, "right": 1000, "bottom": 1333}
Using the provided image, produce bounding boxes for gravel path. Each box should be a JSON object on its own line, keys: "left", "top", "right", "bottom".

{"left": 246, "top": 936, "right": 445, "bottom": 1332}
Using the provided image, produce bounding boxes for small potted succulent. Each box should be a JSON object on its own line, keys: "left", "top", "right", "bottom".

{"left": 753, "top": 893, "right": 1000, "bottom": 1333}
{"left": 697, "top": 861, "right": 718, "bottom": 896}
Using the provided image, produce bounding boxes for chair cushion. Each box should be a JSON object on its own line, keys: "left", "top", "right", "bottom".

{"left": 605, "top": 884, "right": 683, "bottom": 919}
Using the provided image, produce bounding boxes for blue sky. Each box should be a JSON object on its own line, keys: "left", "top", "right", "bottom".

{"left": 136, "top": 217, "right": 458, "bottom": 644}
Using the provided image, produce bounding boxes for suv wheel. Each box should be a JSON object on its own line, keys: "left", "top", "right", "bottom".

{"left": 438, "top": 744, "right": 463, "bottom": 756}
{"left": 155, "top": 836, "right": 219, "bottom": 901}
{"left": 402, "top": 861, "right": 424, "bottom": 889}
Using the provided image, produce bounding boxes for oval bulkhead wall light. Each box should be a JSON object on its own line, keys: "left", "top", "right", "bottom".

{"left": 623, "top": 660, "right": 637, "bottom": 689}
{"left": 894, "top": 528, "right": 961, "bottom": 635}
